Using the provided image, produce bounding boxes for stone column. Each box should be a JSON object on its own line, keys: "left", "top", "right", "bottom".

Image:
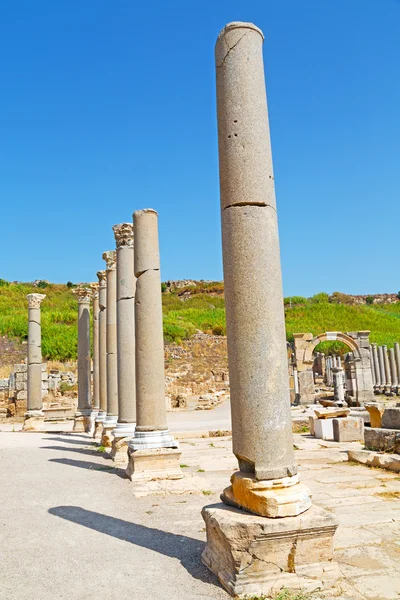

{"left": 378, "top": 346, "right": 386, "bottom": 388}
{"left": 127, "top": 209, "right": 181, "bottom": 479}
{"left": 111, "top": 223, "right": 137, "bottom": 463}
{"left": 333, "top": 367, "right": 345, "bottom": 404}
{"left": 389, "top": 348, "right": 398, "bottom": 391}
{"left": 72, "top": 288, "right": 92, "bottom": 432}
{"left": 383, "top": 345, "right": 392, "bottom": 394}
{"left": 23, "top": 293, "right": 46, "bottom": 431}
{"left": 369, "top": 345, "right": 376, "bottom": 386}
{"left": 372, "top": 344, "right": 381, "bottom": 389}
{"left": 90, "top": 283, "right": 100, "bottom": 421}
{"left": 395, "top": 342, "right": 400, "bottom": 394}
{"left": 94, "top": 270, "right": 107, "bottom": 439}
{"left": 202, "top": 22, "right": 338, "bottom": 598}
{"left": 101, "top": 251, "right": 118, "bottom": 448}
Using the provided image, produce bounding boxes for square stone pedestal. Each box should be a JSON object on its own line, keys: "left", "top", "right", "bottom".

{"left": 201, "top": 503, "right": 339, "bottom": 598}
{"left": 100, "top": 424, "right": 114, "bottom": 449}
{"left": 111, "top": 436, "right": 130, "bottom": 464}
{"left": 126, "top": 447, "right": 183, "bottom": 481}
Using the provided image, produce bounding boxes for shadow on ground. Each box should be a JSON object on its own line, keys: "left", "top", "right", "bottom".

{"left": 43, "top": 436, "right": 98, "bottom": 446}
{"left": 49, "top": 505, "right": 219, "bottom": 588}
{"left": 49, "top": 457, "right": 127, "bottom": 478}
{"left": 41, "top": 445, "right": 105, "bottom": 457}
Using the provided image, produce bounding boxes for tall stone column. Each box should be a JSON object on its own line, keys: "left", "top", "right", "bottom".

{"left": 333, "top": 367, "right": 345, "bottom": 404}
{"left": 72, "top": 288, "right": 92, "bottom": 433}
{"left": 90, "top": 283, "right": 100, "bottom": 420}
{"left": 389, "top": 348, "right": 398, "bottom": 390}
{"left": 23, "top": 293, "right": 46, "bottom": 431}
{"left": 202, "top": 22, "right": 338, "bottom": 598}
{"left": 369, "top": 345, "right": 376, "bottom": 386}
{"left": 378, "top": 346, "right": 386, "bottom": 388}
{"left": 94, "top": 270, "right": 107, "bottom": 439}
{"left": 383, "top": 345, "right": 392, "bottom": 394}
{"left": 372, "top": 344, "right": 381, "bottom": 389}
{"left": 127, "top": 209, "right": 181, "bottom": 480}
{"left": 100, "top": 251, "right": 118, "bottom": 448}
{"left": 111, "top": 223, "right": 137, "bottom": 463}
{"left": 395, "top": 342, "right": 400, "bottom": 395}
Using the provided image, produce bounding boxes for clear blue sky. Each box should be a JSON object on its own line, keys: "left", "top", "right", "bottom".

{"left": 1, "top": 0, "right": 399, "bottom": 296}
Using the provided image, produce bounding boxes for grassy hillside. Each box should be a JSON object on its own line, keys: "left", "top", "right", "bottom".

{"left": 0, "top": 281, "right": 400, "bottom": 361}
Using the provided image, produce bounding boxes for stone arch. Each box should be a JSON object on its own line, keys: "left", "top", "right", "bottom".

{"left": 303, "top": 331, "right": 361, "bottom": 365}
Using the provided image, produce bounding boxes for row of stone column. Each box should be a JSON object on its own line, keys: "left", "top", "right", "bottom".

{"left": 73, "top": 211, "right": 180, "bottom": 475}
{"left": 370, "top": 343, "right": 400, "bottom": 394}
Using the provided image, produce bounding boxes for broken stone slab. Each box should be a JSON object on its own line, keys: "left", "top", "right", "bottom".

{"left": 314, "top": 408, "right": 350, "bottom": 419}
{"left": 201, "top": 502, "right": 339, "bottom": 599}
{"left": 365, "top": 404, "right": 386, "bottom": 428}
{"left": 348, "top": 449, "right": 400, "bottom": 472}
{"left": 364, "top": 427, "right": 400, "bottom": 453}
{"left": 313, "top": 418, "right": 334, "bottom": 440}
{"left": 333, "top": 417, "right": 364, "bottom": 442}
{"left": 381, "top": 408, "right": 400, "bottom": 430}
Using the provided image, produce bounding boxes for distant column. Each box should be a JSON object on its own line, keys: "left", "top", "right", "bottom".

{"left": 333, "top": 367, "right": 345, "bottom": 403}
{"left": 389, "top": 348, "right": 398, "bottom": 390}
{"left": 127, "top": 209, "right": 181, "bottom": 479}
{"left": 23, "top": 293, "right": 46, "bottom": 431}
{"left": 101, "top": 251, "right": 118, "bottom": 449}
{"left": 372, "top": 344, "right": 381, "bottom": 389}
{"left": 369, "top": 345, "right": 376, "bottom": 387}
{"left": 90, "top": 283, "right": 100, "bottom": 418}
{"left": 378, "top": 346, "right": 386, "bottom": 388}
{"left": 94, "top": 270, "right": 107, "bottom": 439}
{"left": 395, "top": 343, "right": 400, "bottom": 394}
{"left": 383, "top": 345, "right": 392, "bottom": 394}
{"left": 111, "top": 223, "right": 137, "bottom": 463}
{"left": 72, "top": 288, "right": 92, "bottom": 432}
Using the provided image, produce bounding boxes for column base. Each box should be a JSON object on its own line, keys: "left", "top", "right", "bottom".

{"left": 126, "top": 447, "right": 183, "bottom": 481}
{"left": 201, "top": 503, "right": 339, "bottom": 599}
{"left": 72, "top": 409, "right": 92, "bottom": 433}
{"left": 94, "top": 411, "right": 106, "bottom": 439}
{"left": 100, "top": 416, "right": 118, "bottom": 448}
{"left": 110, "top": 423, "right": 136, "bottom": 464}
{"left": 222, "top": 472, "right": 312, "bottom": 518}
{"left": 22, "top": 411, "right": 45, "bottom": 432}
{"left": 128, "top": 429, "right": 178, "bottom": 451}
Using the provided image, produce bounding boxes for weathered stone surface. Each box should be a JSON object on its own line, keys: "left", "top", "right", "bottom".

{"left": 110, "top": 436, "right": 130, "bottom": 464}
{"left": 364, "top": 427, "right": 400, "bottom": 453}
{"left": 315, "top": 408, "right": 350, "bottom": 419}
{"left": 365, "top": 404, "right": 385, "bottom": 428}
{"left": 100, "top": 423, "right": 114, "bottom": 449}
{"left": 202, "top": 502, "right": 339, "bottom": 598}
{"left": 332, "top": 417, "right": 364, "bottom": 442}
{"left": 348, "top": 449, "right": 400, "bottom": 472}
{"left": 313, "top": 418, "right": 334, "bottom": 440}
{"left": 381, "top": 407, "right": 400, "bottom": 430}
{"left": 22, "top": 414, "right": 45, "bottom": 432}
{"left": 222, "top": 471, "right": 312, "bottom": 518}
{"left": 298, "top": 370, "right": 315, "bottom": 405}
{"left": 126, "top": 448, "right": 183, "bottom": 481}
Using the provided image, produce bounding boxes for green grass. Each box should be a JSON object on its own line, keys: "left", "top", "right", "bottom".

{"left": 2, "top": 281, "right": 400, "bottom": 361}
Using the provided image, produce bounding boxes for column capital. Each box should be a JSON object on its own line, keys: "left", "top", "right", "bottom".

{"left": 90, "top": 282, "right": 99, "bottom": 299}
{"left": 97, "top": 270, "right": 107, "bottom": 284}
{"left": 27, "top": 294, "right": 46, "bottom": 309}
{"left": 112, "top": 222, "right": 134, "bottom": 248}
{"left": 73, "top": 287, "right": 92, "bottom": 304}
{"left": 102, "top": 250, "right": 116, "bottom": 270}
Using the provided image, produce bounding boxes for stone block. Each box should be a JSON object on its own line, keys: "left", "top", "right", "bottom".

{"left": 15, "top": 373, "right": 27, "bottom": 383}
{"left": 14, "top": 364, "right": 27, "bottom": 373}
{"left": 348, "top": 449, "right": 400, "bottom": 472}
{"left": 298, "top": 371, "right": 315, "bottom": 405}
{"left": 381, "top": 408, "right": 400, "bottom": 430}
{"left": 308, "top": 416, "right": 315, "bottom": 436}
{"left": 201, "top": 503, "right": 339, "bottom": 598}
{"left": 16, "top": 391, "right": 27, "bottom": 400}
{"left": 349, "top": 407, "right": 370, "bottom": 425}
{"left": 313, "top": 418, "right": 334, "bottom": 440}
{"left": 315, "top": 408, "right": 349, "bottom": 419}
{"left": 332, "top": 417, "right": 364, "bottom": 442}
{"left": 126, "top": 447, "right": 183, "bottom": 481}
{"left": 365, "top": 404, "right": 385, "bottom": 428}
{"left": 364, "top": 427, "right": 400, "bottom": 453}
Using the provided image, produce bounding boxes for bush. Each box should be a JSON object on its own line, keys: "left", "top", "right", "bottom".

{"left": 66, "top": 281, "right": 74, "bottom": 288}
{"left": 37, "top": 280, "right": 49, "bottom": 289}
{"left": 310, "top": 292, "right": 329, "bottom": 304}
{"left": 212, "top": 324, "right": 225, "bottom": 336}
{"left": 284, "top": 296, "right": 307, "bottom": 306}
{"left": 0, "top": 279, "right": 9, "bottom": 287}
{"left": 161, "top": 282, "right": 167, "bottom": 293}
{"left": 330, "top": 292, "right": 355, "bottom": 305}
{"left": 366, "top": 296, "right": 374, "bottom": 305}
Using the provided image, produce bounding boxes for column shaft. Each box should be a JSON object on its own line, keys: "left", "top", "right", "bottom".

{"left": 92, "top": 288, "right": 100, "bottom": 411}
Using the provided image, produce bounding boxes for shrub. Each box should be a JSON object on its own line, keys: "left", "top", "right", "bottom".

{"left": 66, "top": 281, "right": 74, "bottom": 288}
{"left": 37, "top": 280, "right": 49, "bottom": 289}
{"left": 212, "top": 324, "right": 225, "bottom": 336}
{"left": 161, "top": 282, "right": 167, "bottom": 293}
{"left": 0, "top": 279, "right": 9, "bottom": 287}
{"left": 310, "top": 292, "right": 329, "bottom": 304}
{"left": 330, "top": 292, "right": 355, "bottom": 305}
{"left": 366, "top": 295, "right": 374, "bottom": 305}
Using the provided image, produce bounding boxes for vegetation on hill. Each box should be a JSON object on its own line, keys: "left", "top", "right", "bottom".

{"left": 0, "top": 281, "right": 400, "bottom": 361}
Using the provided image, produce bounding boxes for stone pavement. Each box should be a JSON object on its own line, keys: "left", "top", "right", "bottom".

{"left": 1, "top": 431, "right": 400, "bottom": 599}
